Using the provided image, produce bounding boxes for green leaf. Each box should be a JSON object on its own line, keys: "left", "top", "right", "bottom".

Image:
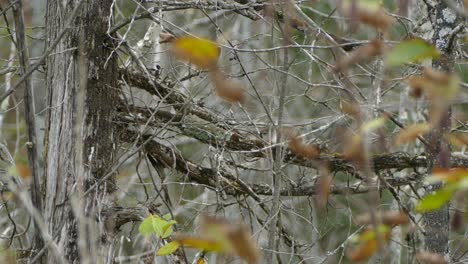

{"left": 386, "top": 39, "right": 440, "bottom": 67}
{"left": 139, "top": 215, "right": 157, "bottom": 237}
{"left": 161, "top": 220, "right": 177, "bottom": 239}
{"left": 415, "top": 186, "right": 456, "bottom": 213}
{"left": 157, "top": 241, "right": 180, "bottom": 256}
{"left": 162, "top": 213, "right": 172, "bottom": 221}
{"left": 139, "top": 215, "right": 177, "bottom": 238}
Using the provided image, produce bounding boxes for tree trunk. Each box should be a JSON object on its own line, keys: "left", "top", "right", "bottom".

{"left": 424, "top": 0, "right": 460, "bottom": 259}
{"left": 44, "top": 1, "right": 118, "bottom": 263}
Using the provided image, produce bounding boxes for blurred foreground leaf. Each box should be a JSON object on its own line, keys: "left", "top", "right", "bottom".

{"left": 386, "top": 39, "right": 440, "bottom": 67}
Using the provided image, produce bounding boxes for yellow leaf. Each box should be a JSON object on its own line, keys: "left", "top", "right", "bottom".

{"left": 196, "top": 257, "right": 208, "bottom": 264}
{"left": 361, "top": 116, "right": 387, "bottom": 133}
{"left": 156, "top": 241, "right": 180, "bottom": 256}
{"left": 174, "top": 235, "right": 228, "bottom": 252}
{"left": 172, "top": 36, "right": 220, "bottom": 69}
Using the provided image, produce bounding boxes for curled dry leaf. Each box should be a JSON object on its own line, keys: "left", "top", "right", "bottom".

{"left": 340, "top": 1, "right": 394, "bottom": 32}
{"left": 354, "top": 210, "right": 410, "bottom": 226}
{"left": 159, "top": 32, "right": 176, "bottom": 44}
{"left": 408, "top": 68, "right": 459, "bottom": 101}
{"left": 315, "top": 166, "right": 332, "bottom": 208}
{"left": 416, "top": 251, "right": 447, "bottom": 264}
{"left": 289, "top": 17, "right": 308, "bottom": 31}
{"left": 201, "top": 215, "right": 260, "bottom": 264}
{"left": 347, "top": 225, "right": 391, "bottom": 262}
{"left": 407, "top": 75, "right": 426, "bottom": 98}
{"left": 340, "top": 100, "right": 361, "bottom": 119}
{"left": 395, "top": 123, "right": 431, "bottom": 146}
{"left": 175, "top": 215, "right": 260, "bottom": 264}
{"left": 357, "top": 8, "right": 395, "bottom": 32}
{"left": 209, "top": 70, "right": 245, "bottom": 103}
{"left": 342, "top": 116, "right": 387, "bottom": 166}
{"left": 333, "top": 40, "right": 383, "bottom": 72}
{"left": 445, "top": 132, "right": 468, "bottom": 147}
{"left": 287, "top": 132, "right": 320, "bottom": 159}
{"left": 342, "top": 132, "right": 365, "bottom": 166}
{"left": 423, "top": 67, "right": 451, "bottom": 84}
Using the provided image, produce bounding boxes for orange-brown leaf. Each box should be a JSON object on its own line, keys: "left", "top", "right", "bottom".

{"left": 16, "top": 163, "right": 31, "bottom": 180}
{"left": 395, "top": 123, "right": 431, "bottom": 146}
{"left": 315, "top": 167, "right": 332, "bottom": 208}
{"left": 407, "top": 68, "right": 459, "bottom": 101}
{"left": 445, "top": 132, "right": 468, "bottom": 147}
{"left": 199, "top": 215, "right": 260, "bottom": 264}
{"left": 357, "top": 9, "right": 394, "bottom": 32}
{"left": 333, "top": 40, "right": 383, "bottom": 72}
{"left": 209, "top": 70, "right": 245, "bottom": 103}
{"left": 416, "top": 251, "right": 447, "bottom": 264}
{"left": 288, "top": 134, "right": 320, "bottom": 159}
{"left": 340, "top": 100, "right": 361, "bottom": 118}
{"left": 347, "top": 225, "right": 391, "bottom": 262}
{"left": 347, "top": 238, "right": 379, "bottom": 262}
{"left": 354, "top": 210, "right": 410, "bottom": 226}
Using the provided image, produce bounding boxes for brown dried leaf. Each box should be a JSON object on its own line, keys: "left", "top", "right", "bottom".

{"left": 288, "top": 133, "right": 320, "bottom": 159}
{"left": 343, "top": 132, "right": 365, "bottom": 166}
{"left": 159, "top": 32, "right": 176, "bottom": 44}
{"left": 395, "top": 123, "right": 431, "bottom": 146}
{"left": 209, "top": 70, "right": 245, "bottom": 103}
{"left": 315, "top": 167, "right": 333, "bottom": 208}
{"left": 347, "top": 239, "right": 379, "bottom": 262}
{"left": 407, "top": 75, "right": 428, "bottom": 98}
{"left": 340, "top": 100, "right": 361, "bottom": 118}
{"left": 200, "top": 215, "right": 260, "bottom": 264}
{"left": 357, "top": 8, "right": 395, "bottom": 32}
{"left": 416, "top": 251, "right": 447, "bottom": 264}
{"left": 347, "top": 225, "right": 391, "bottom": 262}
{"left": 289, "top": 17, "right": 307, "bottom": 31}
{"left": 423, "top": 67, "right": 451, "bottom": 84}
{"left": 339, "top": 2, "right": 394, "bottom": 32}
{"left": 354, "top": 210, "right": 410, "bottom": 226}
{"left": 407, "top": 68, "right": 459, "bottom": 101}
{"left": 445, "top": 132, "right": 468, "bottom": 147}
{"left": 333, "top": 40, "right": 383, "bottom": 72}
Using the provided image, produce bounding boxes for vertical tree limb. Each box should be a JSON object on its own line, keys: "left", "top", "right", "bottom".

{"left": 11, "top": 0, "right": 43, "bottom": 259}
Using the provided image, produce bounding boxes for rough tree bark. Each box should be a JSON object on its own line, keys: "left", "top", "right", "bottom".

{"left": 424, "top": 0, "right": 461, "bottom": 259}
{"left": 44, "top": 1, "right": 118, "bottom": 263}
